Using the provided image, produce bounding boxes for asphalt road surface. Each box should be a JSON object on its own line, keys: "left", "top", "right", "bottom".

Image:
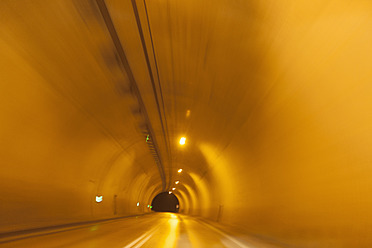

{"left": 0, "top": 213, "right": 280, "bottom": 248}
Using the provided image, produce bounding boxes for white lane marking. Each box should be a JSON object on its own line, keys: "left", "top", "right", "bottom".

{"left": 200, "top": 221, "right": 253, "bottom": 248}
{"left": 132, "top": 233, "right": 154, "bottom": 248}
{"left": 122, "top": 227, "right": 156, "bottom": 248}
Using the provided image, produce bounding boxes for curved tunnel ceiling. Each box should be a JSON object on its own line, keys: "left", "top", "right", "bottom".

{"left": 2, "top": 0, "right": 372, "bottom": 246}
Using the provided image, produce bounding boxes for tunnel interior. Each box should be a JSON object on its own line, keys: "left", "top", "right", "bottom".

{"left": 2, "top": 0, "right": 372, "bottom": 247}
{"left": 151, "top": 192, "right": 180, "bottom": 213}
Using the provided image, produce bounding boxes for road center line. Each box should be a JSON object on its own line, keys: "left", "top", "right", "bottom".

{"left": 132, "top": 233, "right": 154, "bottom": 248}
{"left": 122, "top": 227, "right": 157, "bottom": 248}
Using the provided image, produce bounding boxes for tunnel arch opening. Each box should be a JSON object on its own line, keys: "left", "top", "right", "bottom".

{"left": 151, "top": 192, "right": 180, "bottom": 213}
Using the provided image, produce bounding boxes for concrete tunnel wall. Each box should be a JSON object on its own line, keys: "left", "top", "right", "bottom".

{"left": 1, "top": 0, "right": 372, "bottom": 247}
{"left": 0, "top": 0, "right": 163, "bottom": 233}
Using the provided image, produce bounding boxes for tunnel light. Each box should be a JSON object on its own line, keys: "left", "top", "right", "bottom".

{"left": 169, "top": 191, "right": 172, "bottom": 194}
{"left": 146, "top": 135, "right": 150, "bottom": 142}
{"left": 175, "top": 181, "right": 179, "bottom": 184}
{"left": 178, "top": 169, "right": 183, "bottom": 173}
{"left": 176, "top": 205, "right": 179, "bottom": 208}
{"left": 172, "top": 188, "right": 176, "bottom": 190}
{"left": 150, "top": 206, "right": 153, "bottom": 209}
{"left": 179, "top": 137, "right": 186, "bottom": 145}
{"left": 186, "top": 110, "right": 191, "bottom": 117}
{"left": 137, "top": 202, "right": 140, "bottom": 207}
{"left": 147, "top": 205, "right": 150, "bottom": 208}
{"left": 95, "top": 196, "right": 103, "bottom": 203}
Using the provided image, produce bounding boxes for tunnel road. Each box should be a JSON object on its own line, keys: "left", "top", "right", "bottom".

{"left": 0, "top": 213, "right": 279, "bottom": 248}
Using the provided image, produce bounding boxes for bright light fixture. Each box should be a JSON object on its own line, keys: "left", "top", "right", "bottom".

{"left": 172, "top": 188, "right": 176, "bottom": 190}
{"left": 179, "top": 137, "right": 186, "bottom": 145}
{"left": 169, "top": 191, "right": 172, "bottom": 194}
{"left": 137, "top": 202, "right": 140, "bottom": 206}
{"left": 178, "top": 169, "right": 183, "bottom": 173}
{"left": 175, "top": 181, "right": 179, "bottom": 184}
{"left": 96, "top": 196, "right": 103, "bottom": 203}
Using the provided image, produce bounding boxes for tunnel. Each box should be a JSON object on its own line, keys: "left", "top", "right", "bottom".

{"left": 1, "top": 0, "right": 372, "bottom": 247}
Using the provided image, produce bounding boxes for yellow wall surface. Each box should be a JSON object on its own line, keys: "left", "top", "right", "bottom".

{"left": 0, "top": 0, "right": 161, "bottom": 233}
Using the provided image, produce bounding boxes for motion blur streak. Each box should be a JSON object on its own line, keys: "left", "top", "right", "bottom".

{"left": 0, "top": 214, "right": 267, "bottom": 248}
{"left": 2, "top": 0, "right": 372, "bottom": 247}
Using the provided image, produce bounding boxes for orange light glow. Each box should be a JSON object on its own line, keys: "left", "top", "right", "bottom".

{"left": 179, "top": 137, "right": 186, "bottom": 145}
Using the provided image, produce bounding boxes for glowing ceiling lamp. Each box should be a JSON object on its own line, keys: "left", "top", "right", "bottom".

{"left": 175, "top": 181, "right": 179, "bottom": 184}
{"left": 169, "top": 191, "right": 172, "bottom": 194}
{"left": 179, "top": 137, "right": 186, "bottom": 145}
{"left": 172, "top": 188, "right": 176, "bottom": 190}
{"left": 178, "top": 169, "right": 183, "bottom": 173}
{"left": 137, "top": 202, "right": 140, "bottom": 206}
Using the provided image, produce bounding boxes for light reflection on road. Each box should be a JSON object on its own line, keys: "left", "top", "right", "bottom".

{"left": 0, "top": 213, "right": 270, "bottom": 248}
{"left": 163, "top": 213, "right": 179, "bottom": 248}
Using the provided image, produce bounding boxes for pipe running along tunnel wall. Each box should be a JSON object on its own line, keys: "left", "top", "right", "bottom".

{"left": 1, "top": 0, "right": 372, "bottom": 247}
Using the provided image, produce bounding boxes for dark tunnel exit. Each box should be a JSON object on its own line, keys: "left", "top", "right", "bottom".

{"left": 151, "top": 192, "right": 180, "bottom": 213}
